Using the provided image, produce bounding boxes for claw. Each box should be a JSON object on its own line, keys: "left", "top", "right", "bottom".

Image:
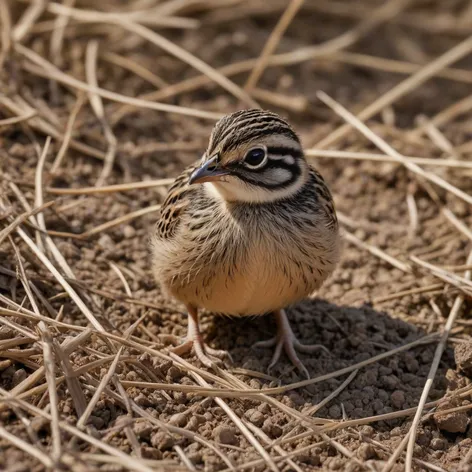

{"left": 168, "top": 306, "right": 231, "bottom": 369}
{"left": 253, "top": 309, "right": 328, "bottom": 378}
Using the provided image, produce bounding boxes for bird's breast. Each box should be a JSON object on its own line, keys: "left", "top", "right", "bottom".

{"left": 158, "top": 208, "right": 340, "bottom": 315}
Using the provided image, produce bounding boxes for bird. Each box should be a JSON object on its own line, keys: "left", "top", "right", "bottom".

{"left": 151, "top": 109, "right": 341, "bottom": 378}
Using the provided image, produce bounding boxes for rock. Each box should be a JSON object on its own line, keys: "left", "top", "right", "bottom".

{"left": 245, "top": 409, "right": 264, "bottom": 427}
{"left": 141, "top": 447, "right": 162, "bottom": 460}
{"left": 390, "top": 390, "right": 405, "bottom": 409}
{"left": 430, "top": 437, "right": 447, "bottom": 451}
{"left": 134, "top": 421, "right": 153, "bottom": 440}
{"left": 134, "top": 393, "right": 152, "bottom": 407}
{"left": 213, "top": 425, "right": 238, "bottom": 445}
{"left": 89, "top": 415, "right": 105, "bottom": 429}
{"left": 169, "top": 412, "right": 187, "bottom": 427}
{"left": 151, "top": 431, "right": 175, "bottom": 450}
{"left": 328, "top": 404, "right": 342, "bottom": 419}
{"left": 455, "top": 342, "right": 472, "bottom": 376}
{"left": 262, "top": 419, "right": 282, "bottom": 438}
{"left": 11, "top": 368, "right": 27, "bottom": 387}
{"left": 123, "top": 225, "right": 136, "bottom": 238}
{"left": 360, "top": 425, "right": 375, "bottom": 438}
{"left": 433, "top": 410, "right": 469, "bottom": 433}
{"left": 357, "top": 443, "right": 377, "bottom": 460}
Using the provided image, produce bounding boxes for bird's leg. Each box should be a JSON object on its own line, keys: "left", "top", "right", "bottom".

{"left": 169, "top": 305, "right": 230, "bottom": 368}
{"left": 253, "top": 309, "right": 329, "bottom": 379}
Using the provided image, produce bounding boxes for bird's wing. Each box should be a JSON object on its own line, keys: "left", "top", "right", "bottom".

{"left": 155, "top": 162, "right": 198, "bottom": 240}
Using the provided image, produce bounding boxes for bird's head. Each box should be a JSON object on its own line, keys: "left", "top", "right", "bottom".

{"left": 189, "top": 109, "right": 309, "bottom": 203}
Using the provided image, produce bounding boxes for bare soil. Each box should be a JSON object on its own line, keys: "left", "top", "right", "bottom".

{"left": 1, "top": 1, "right": 472, "bottom": 471}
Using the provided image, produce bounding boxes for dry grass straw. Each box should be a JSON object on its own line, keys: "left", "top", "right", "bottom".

{"left": 315, "top": 33, "right": 472, "bottom": 149}
{"left": 46, "top": 2, "right": 258, "bottom": 108}
{"left": 306, "top": 148, "right": 472, "bottom": 170}
{"left": 85, "top": 40, "right": 118, "bottom": 186}
{"left": 389, "top": 252, "right": 472, "bottom": 471}
{"left": 317, "top": 91, "right": 472, "bottom": 206}
{"left": 16, "top": 43, "right": 223, "bottom": 120}
{"left": 244, "top": 0, "right": 304, "bottom": 93}
{"left": 2, "top": 1, "right": 472, "bottom": 471}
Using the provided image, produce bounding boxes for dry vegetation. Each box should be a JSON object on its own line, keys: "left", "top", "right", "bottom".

{"left": 1, "top": 0, "right": 472, "bottom": 471}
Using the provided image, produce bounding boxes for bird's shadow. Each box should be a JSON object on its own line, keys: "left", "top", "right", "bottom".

{"left": 204, "top": 298, "right": 455, "bottom": 423}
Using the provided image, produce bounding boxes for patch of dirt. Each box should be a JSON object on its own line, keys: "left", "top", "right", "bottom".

{"left": 1, "top": 1, "right": 472, "bottom": 471}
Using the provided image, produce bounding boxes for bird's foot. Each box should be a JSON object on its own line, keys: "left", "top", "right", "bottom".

{"left": 165, "top": 308, "right": 231, "bottom": 369}
{"left": 253, "top": 309, "right": 329, "bottom": 379}
{"left": 169, "top": 336, "right": 231, "bottom": 369}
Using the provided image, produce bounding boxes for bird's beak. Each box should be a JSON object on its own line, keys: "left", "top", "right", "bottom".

{"left": 188, "top": 155, "right": 230, "bottom": 185}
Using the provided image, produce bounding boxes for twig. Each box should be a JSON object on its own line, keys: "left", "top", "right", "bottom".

{"left": 38, "top": 322, "right": 62, "bottom": 464}
{"left": 317, "top": 91, "right": 472, "bottom": 206}
{"left": 47, "top": 178, "right": 173, "bottom": 195}
{"left": 46, "top": 204, "right": 161, "bottom": 240}
{"left": 15, "top": 43, "right": 222, "bottom": 120}
{"left": 342, "top": 229, "right": 412, "bottom": 273}
{"left": 316, "top": 34, "right": 472, "bottom": 149}
{"left": 46, "top": 2, "right": 258, "bottom": 108}
{"left": 50, "top": 92, "right": 86, "bottom": 174}
{"left": 305, "top": 149, "right": 472, "bottom": 170}
{"left": 244, "top": 0, "right": 304, "bottom": 93}
{"left": 12, "top": 0, "right": 46, "bottom": 42}
{"left": 0, "top": 426, "right": 54, "bottom": 468}
{"left": 0, "top": 0, "right": 11, "bottom": 68}
{"left": 0, "top": 110, "right": 37, "bottom": 127}
{"left": 85, "top": 40, "right": 117, "bottom": 186}
{"left": 14, "top": 224, "right": 106, "bottom": 332}
{"left": 403, "top": 252, "right": 472, "bottom": 471}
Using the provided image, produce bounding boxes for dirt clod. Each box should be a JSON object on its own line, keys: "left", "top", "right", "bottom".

{"left": 244, "top": 408, "right": 264, "bottom": 427}
{"left": 455, "top": 342, "right": 472, "bottom": 377}
{"left": 431, "top": 438, "right": 448, "bottom": 451}
{"left": 133, "top": 421, "right": 153, "bottom": 440}
{"left": 390, "top": 390, "right": 405, "bottom": 409}
{"left": 151, "top": 432, "right": 175, "bottom": 451}
{"left": 213, "top": 425, "right": 238, "bottom": 445}
{"left": 357, "top": 443, "right": 377, "bottom": 461}
{"left": 434, "top": 411, "right": 469, "bottom": 434}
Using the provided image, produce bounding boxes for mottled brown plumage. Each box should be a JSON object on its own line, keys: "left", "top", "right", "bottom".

{"left": 151, "top": 109, "right": 341, "bottom": 377}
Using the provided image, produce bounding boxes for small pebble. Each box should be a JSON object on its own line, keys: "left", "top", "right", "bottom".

{"left": 123, "top": 225, "right": 136, "bottom": 238}
{"left": 134, "top": 393, "right": 152, "bottom": 407}
{"left": 151, "top": 432, "right": 175, "bottom": 451}
{"left": 357, "top": 443, "right": 377, "bottom": 461}
{"left": 430, "top": 437, "right": 447, "bottom": 451}
{"left": 390, "top": 390, "right": 405, "bottom": 409}
{"left": 245, "top": 409, "right": 264, "bottom": 427}
{"left": 141, "top": 447, "right": 162, "bottom": 460}
{"left": 11, "top": 368, "right": 27, "bottom": 387}
{"left": 262, "top": 419, "right": 282, "bottom": 438}
{"left": 360, "top": 425, "right": 375, "bottom": 438}
{"left": 433, "top": 410, "right": 469, "bottom": 433}
{"left": 134, "top": 421, "right": 153, "bottom": 440}
{"left": 169, "top": 412, "right": 187, "bottom": 427}
{"left": 89, "top": 415, "right": 105, "bottom": 429}
{"left": 213, "top": 425, "right": 238, "bottom": 445}
{"left": 455, "top": 342, "right": 472, "bottom": 376}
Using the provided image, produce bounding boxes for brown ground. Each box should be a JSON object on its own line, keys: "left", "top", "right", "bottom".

{"left": 1, "top": 1, "right": 472, "bottom": 471}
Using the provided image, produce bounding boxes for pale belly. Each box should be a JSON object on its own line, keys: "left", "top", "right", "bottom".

{"left": 163, "top": 244, "right": 329, "bottom": 315}
{"left": 153, "top": 195, "right": 341, "bottom": 315}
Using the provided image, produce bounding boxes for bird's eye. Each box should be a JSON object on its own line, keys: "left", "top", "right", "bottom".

{"left": 244, "top": 147, "right": 267, "bottom": 168}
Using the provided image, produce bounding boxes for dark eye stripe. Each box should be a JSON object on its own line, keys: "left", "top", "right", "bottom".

{"left": 267, "top": 146, "right": 303, "bottom": 158}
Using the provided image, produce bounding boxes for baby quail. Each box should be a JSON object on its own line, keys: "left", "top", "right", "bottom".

{"left": 152, "top": 109, "right": 341, "bottom": 377}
